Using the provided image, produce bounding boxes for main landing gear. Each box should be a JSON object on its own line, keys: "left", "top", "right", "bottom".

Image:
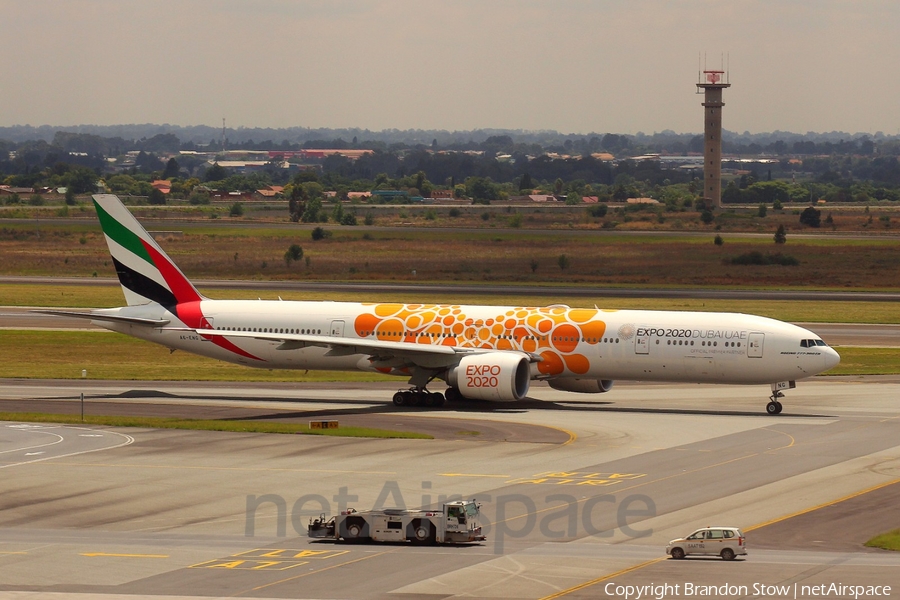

{"left": 392, "top": 389, "right": 446, "bottom": 408}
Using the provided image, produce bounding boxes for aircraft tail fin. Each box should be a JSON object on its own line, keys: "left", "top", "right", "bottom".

{"left": 92, "top": 194, "right": 204, "bottom": 308}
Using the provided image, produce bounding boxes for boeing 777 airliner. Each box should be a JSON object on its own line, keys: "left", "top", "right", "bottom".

{"left": 41, "top": 194, "right": 840, "bottom": 414}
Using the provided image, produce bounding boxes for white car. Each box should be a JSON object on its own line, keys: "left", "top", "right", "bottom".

{"left": 666, "top": 526, "right": 747, "bottom": 561}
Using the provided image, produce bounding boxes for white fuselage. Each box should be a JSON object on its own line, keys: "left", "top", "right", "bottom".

{"left": 99, "top": 299, "right": 839, "bottom": 386}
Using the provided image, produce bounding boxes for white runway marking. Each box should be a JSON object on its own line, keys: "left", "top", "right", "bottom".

{"left": 0, "top": 427, "right": 64, "bottom": 455}
{"left": 0, "top": 423, "right": 135, "bottom": 470}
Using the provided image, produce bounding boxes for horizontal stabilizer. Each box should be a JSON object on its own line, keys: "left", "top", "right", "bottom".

{"left": 33, "top": 309, "right": 170, "bottom": 327}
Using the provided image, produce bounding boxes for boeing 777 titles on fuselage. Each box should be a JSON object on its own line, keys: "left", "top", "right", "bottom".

{"left": 41, "top": 195, "right": 840, "bottom": 414}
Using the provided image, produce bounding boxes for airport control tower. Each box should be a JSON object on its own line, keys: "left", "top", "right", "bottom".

{"left": 696, "top": 69, "right": 730, "bottom": 208}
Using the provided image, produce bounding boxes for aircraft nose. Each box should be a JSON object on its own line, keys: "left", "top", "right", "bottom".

{"left": 824, "top": 347, "right": 841, "bottom": 371}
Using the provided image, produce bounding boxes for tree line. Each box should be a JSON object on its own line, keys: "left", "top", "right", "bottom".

{"left": 3, "top": 130, "right": 900, "bottom": 207}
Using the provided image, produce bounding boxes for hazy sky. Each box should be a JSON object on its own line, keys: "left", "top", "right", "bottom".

{"left": 3, "top": 0, "right": 898, "bottom": 135}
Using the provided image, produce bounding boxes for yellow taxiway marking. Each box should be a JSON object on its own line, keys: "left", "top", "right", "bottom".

{"left": 233, "top": 548, "right": 349, "bottom": 560}
{"left": 192, "top": 558, "right": 307, "bottom": 571}
{"left": 0, "top": 551, "right": 28, "bottom": 555}
{"left": 536, "top": 477, "right": 900, "bottom": 598}
{"left": 192, "top": 548, "right": 350, "bottom": 571}
{"left": 539, "top": 557, "right": 667, "bottom": 600}
{"left": 242, "top": 549, "right": 397, "bottom": 595}
{"left": 761, "top": 427, "right": 796, "bottom": 450}
{"left": 745, "top": 477, "right": 900, "bottom": 532}
{"left": 548, "top": 425, "right": 577, "bottom": 446}
{"left": 81, "top": 552, "right": 169, "bottom": 558}
{"left": 440, "top": 471, "right": 646, "bottom": 484}
{"left": 497, "top": 453, "right": 768, "bottom": 527}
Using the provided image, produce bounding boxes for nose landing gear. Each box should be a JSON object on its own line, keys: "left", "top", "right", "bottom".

{"left": 766, "top": 381, "right": 795, "bottom": 415}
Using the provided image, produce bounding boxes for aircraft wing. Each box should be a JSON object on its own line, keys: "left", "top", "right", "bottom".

{"left": 33, "top": 309, "right": 171, "bottom": 327}
{"left": 193, "top": 328, "right": 538, "bottom": 369}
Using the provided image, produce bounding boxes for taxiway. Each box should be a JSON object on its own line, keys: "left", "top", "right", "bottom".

{"left": 1, "top": 377, "right": 899, "bottom": 598}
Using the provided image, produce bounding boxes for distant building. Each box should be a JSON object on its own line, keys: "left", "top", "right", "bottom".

{"left": 0, "top": 186, "right": 35, "bottom": 195}
{"left": 256, "top": 185, "right": 284, "bottom": 198}
{"left": 370, "top": 190, "right": 409, "bottom": 201}
{"left": 151, "top": 180, "right": 172, "bottom": 194}
{"left": 210, "top": 160, "right": 271, "bottom": 174}
{"left": 268, "top": 149, "right": 373, "bottom": 161}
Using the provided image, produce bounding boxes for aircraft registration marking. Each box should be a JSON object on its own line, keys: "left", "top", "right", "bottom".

{"left": 505, "top": 471, "right": 646, "bottom": 486}
{"left": 190, "top": 549, "right": 349, "bottom": 571}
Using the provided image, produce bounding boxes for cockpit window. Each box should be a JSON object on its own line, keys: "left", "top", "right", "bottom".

{"left": 801, "top": 339, "right": 829, "bottom": 348}
{"left": 815, "top": 340, "right": 827, "bottom": 347}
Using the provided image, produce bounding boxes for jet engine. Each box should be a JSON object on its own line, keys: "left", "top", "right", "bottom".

{"left": 447, "top": 353, "right": 530, "bottom": 402}
{"left": 548, "top": 378, "right": 615, "bottom": 394}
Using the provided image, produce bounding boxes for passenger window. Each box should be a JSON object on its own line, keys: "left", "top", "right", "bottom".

{"left": 723, "top": 530, "right": 734, "bottom": 538}
{"left": 709, "top": 530, "right": 724, "bottom": 539}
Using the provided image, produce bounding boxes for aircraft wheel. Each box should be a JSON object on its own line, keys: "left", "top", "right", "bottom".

{"left": 407, "top": 392, "right": 420, "bottom": 407}
{"left": 393, "top": 392, "right": 406, "bottom": 406}
{"left": 421, "top": 393, "right": 433, "bottom": 407}
{"left": 445, "top": 387, "right": 461, "bottom": 403}
{"left": 775, "top": 401, "right": 783, "bottom": 414}
{"left": 430, "top": 392, "right": 445, "bottom": 407}
{"left": 766, "top": 401, "right": 781, "bottom": 415}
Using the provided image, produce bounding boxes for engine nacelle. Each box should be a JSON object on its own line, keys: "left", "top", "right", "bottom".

{"left": 548, "top": 378, "right": 615, "bottom": 394}
{"left": 447, "top": 353, "right": 530, "bottom": 402}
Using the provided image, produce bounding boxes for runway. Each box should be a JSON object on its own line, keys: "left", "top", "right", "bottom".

{"left": 1, "top": 377, "right": 900, "bottom": 598}
{"left": 5, "top": 274, "right": 900, "bottom": 301}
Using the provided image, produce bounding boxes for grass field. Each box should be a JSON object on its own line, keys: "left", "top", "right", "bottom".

{"left": 4, "top": 217, "right": 900, "bottom": 289}
{"left": 0, "top": 412, "right": 431, "bottom": 439}
{"left": 865, "top": 529, "right": 900, "bottom": 551}
{"left": 0, "top": 329, "right": 895, "bottom": 379}
{"left": 0, "top": 330, "right": 393, "bottom": 382}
